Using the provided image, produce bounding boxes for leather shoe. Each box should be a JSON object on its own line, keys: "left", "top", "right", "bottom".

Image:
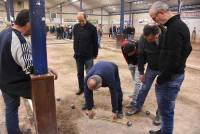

{"left": 149, "top": 129, "right": 161, "bottom": 134}
{"left": 81, "top": 104, "right": 87, "bottom": 110}
{"left": 76, "top": 89, "right": 83, "bottom": 95}
{"left": 126, "top": 108, "right": 140, "bottom": 116}
{"left": 153, "top": 114, "right": 161, "bottom": 126}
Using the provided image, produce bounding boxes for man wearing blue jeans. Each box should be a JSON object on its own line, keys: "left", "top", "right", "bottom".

{"left": 73, "top": 12, "right": 98, "bottom": 95}
{"left": 149, "top": 1, "right": 192, "bottom": 134}
{"left": 126, "top": 24, "right": 166, "bottom": 126}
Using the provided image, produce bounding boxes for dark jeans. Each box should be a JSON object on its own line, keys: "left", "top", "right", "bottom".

{"left": 156, "top": 74, "right": 184, "bottom": 134}
{"left": 111, "top": 65, "right": 123, "bottom": 112}
{"left": 135, "top": 67, "right": 160, "bottom": 109}
{"left": 2, "top": 91, "right": 22, "bottom": 134}
{"left": 75, "top": 58, "right": 93, "bottom": 91}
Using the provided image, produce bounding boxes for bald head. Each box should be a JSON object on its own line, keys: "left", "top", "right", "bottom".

{"left": 87, "top": 75, "right": 102, "bottom": 91}
{"left": 77, "top": 12, "right": 87, "bottom": 26}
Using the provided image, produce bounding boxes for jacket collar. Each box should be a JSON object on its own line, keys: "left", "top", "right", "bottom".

{"left": 164, "top": 14, "right": 180, "bottom": 26}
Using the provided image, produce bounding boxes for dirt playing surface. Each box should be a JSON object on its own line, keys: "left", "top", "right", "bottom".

{"left": 0, "top": 35, "right": 200, "bottom": 134}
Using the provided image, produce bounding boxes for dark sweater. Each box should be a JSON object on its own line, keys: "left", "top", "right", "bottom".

{"left": 138, "top": 31, "right": 165, "bottom": 75}
{"left": 0, "top": 28, "right": 32, "bottom": 99}
{"left": 157, "top": 15, "right": 192, "bottom": 84}
{"left": 73, "top": 22, "right": 98, "bottom": 59}
{"left": 84, "top": 61, "right": 122, "bottom": 113}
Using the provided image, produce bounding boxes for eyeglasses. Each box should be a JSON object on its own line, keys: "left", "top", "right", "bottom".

{"left": 151, "top": 12, "right": 160, "bottom": 21}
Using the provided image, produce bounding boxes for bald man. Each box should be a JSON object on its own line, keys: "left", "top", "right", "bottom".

{"left": 84, "top": 61, "right": 123, "bottom": 119}
{"left": 73, "top": 12, "right": 98, "bottom": 95}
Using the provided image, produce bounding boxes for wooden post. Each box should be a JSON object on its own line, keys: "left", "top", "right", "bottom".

{"left": 31, "top": 74, "right": 57, "bottom": 134}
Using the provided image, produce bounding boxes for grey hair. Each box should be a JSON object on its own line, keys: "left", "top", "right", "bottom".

{"left": 150, "top": 1, "right": 170, "bottom": 13}
{"left": 88, "top": 75, "right": 102, "bottom": 89}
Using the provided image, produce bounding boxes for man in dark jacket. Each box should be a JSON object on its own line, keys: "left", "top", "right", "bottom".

{"left": 149, "top": 1, "right": 192, "bottom": 134}
{"left": 84, "top": 61, "right": 123, "bottom": 120}
{"left": 73, "top": 12, "right": 98, "bottom": 95}
{"left": 126, "top": 24, "right": 165, "bottom": 126}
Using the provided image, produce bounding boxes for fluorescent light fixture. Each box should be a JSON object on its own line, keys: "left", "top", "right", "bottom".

{"left": 71, "top": 0, "right": 79, "bottom": 2}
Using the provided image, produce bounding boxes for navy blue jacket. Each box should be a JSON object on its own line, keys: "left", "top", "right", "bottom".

{"left": 84, "top": 61, "right": 122, "bottom": 113}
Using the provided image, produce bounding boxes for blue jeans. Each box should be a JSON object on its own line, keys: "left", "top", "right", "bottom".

{"left": 127, "top": 34, "right": 133, "bottom": 40}
{"left": 128, "top": 65, "right": 142, "bottom": 104}
{"left": 135, "top": 67, "right": 160, "bottom": 109}
{"left": 112, "top": 64, "right": 123, "bottom": 112}
{"left": 155, "top": 74, "right": 184, "bottom": 134}
{"left": 2, "top": 91, "right": 22, "bottom": 134}
{"left": 75, "top": 58, "right": 93, "bottom": 90}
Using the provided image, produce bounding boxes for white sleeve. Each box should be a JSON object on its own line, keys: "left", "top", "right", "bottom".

{"left": 11, "top": 32, "right": 33, "bottom": 74}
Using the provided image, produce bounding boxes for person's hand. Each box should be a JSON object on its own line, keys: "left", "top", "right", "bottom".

{"left": 112, "top": 113, "right": 117, "bottom": 120}
{"left": 86, "top": 110, "right": 96, "bottom": 119}
{"left": 48, "top": 68, "right": 58, "bottom": 80}
{"left": 140, "top": 75, "right": 145, "bottom": 83}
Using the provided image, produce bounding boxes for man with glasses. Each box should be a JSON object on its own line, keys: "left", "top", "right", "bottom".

{"left": 84, "top": 61, "right": 123, "bottom": 120}
{"left": 148, "top": 1, "right": 192, "bottom": 134}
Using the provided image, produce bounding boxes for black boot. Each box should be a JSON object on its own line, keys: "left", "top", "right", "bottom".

{"left": 81, "top": 103, "right": 87, "bottom": 110}
{"left": 76, "top": 89, "right": 83, "bottom": 95}
{"left": 149, "top": 129, "right": 161, "bottom": 134}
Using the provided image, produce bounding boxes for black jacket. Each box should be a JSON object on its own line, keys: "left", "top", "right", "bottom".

{"left": 157, "top": 15, "right": 192, "bottom": 84}
{"left": 73, "top": 22, "right": 98, "bottom": 59}
{"left": 138, "top": 26, "right": 166, "bottom": 75}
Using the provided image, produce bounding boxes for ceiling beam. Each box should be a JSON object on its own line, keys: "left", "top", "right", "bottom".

{"left": 110, "top": 4, "right": 200, "bottom": 15}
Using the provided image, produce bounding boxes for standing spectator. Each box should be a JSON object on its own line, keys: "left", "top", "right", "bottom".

{"left": 191, "top": 27, "right": 196, "bottom": 43}
{"left": 52, "top": 26, "right": 55, "bottom": 33}
{"left": 149, "top": 1, "right": 192, "bottom": 134}
{"left": 56, "top": 25, "right": 61, "bottom": 39}
{"left": 109, "top": 27, "right": 112, "bottom": 38}
{"left": 73, "top": 12, "right": 98, "bottom": 97}
{"left": 97, "top": 24, "right": 103, "bottom": 48}
{"left": 60, "top": 26, "right": 64, "bottom": 39}
{"left": 64, "top": 25, "right": 69, "bottom": 39}
{"left": 68, "top": 25, "right": 73, "bottom": 39}
{"left": 113, "top": 25, "right": 117, "bottom": 38}
{"left": 0, "top": 9, "right": 57, "bottom": 134}
{"left": 123, "top": 26, "right": 127, "bottom": 39}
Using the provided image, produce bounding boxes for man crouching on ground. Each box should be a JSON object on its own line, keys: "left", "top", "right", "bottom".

{"left": 84, "top": 61, "right": 123, "bottom": 120}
